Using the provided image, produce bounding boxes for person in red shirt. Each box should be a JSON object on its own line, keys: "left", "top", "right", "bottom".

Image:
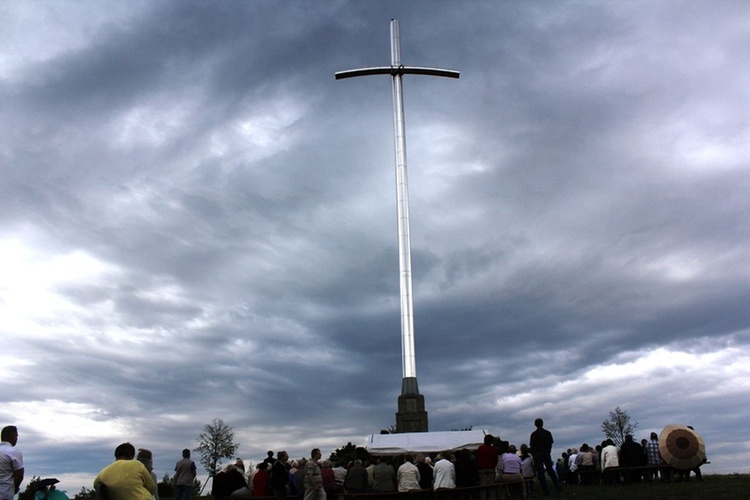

{"left": 476, "top": 434, "right": 499, "bottom": 500}
{"left": 253, "top": 463, "right": 270, "bottom": 497}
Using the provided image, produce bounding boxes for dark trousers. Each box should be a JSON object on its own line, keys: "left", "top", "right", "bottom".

{"left": 274, "top": 487, "right": 287, "bottom": 500}
{"left": 532, "top": 453, "right": 561, "bottom": 494}
{"left": 175, "top": 485, "right": 192, "bottom": 500}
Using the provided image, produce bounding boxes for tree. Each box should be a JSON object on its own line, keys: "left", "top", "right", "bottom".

{"left": 195, "top": 418, "right": 240, "bottom": 482}
{"left": 73, "top": 487, "right": 96, "bottom": 500}
{"left": 191, "top": 477, "right": 203, "bottom": 499}
{"left": 18, "top": 476, "right": 40, "bottom": 500}
{"left": 328, "top": 442, "right": 363, "bottom": 466}
{"left": 601, "top": 406, "right": 638, "bottom": 447}
{"left": 158, "top": 474, "right": 174, "bottom": 499}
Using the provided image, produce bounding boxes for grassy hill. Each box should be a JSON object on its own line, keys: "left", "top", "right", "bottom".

{"left": 534, "top": 474, "right": 748, "bottom": 499}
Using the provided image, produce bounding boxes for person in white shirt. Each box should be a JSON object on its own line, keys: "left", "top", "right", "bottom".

{"left": 519, "top": 444, "right": 535, "bottom": 497}
{"left": 432, "top": 453, "right": 456, "bottom": 490}
{"left": 567, "top": 448, "right": 578, "bottom": 485}
{"left": 396, "top": 456, "right": 421, "bottom": 492}
{"left": 0, "top": 426, "right": 24, "bottom": 500}
{"left": 600, "top": 440, "right": 620, "bottom": 485}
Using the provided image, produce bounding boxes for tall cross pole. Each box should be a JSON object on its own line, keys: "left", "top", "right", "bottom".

{"left": 336, "top": 19, "right": 459, "bottom": 399}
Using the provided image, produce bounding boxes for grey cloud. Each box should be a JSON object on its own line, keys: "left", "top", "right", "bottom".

{"left": 2, "top": 1, "right": 750, "bottom": 491}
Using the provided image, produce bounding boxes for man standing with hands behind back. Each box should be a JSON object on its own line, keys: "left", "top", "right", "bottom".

{"left": 0, "top": 426, "right": 23, "bottom": 500}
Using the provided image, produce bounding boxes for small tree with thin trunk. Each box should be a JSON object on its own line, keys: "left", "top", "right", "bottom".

{"left": 601, "top": 406, "right": 638, "bottom": 447}
{"left": 195, "top": 418, "right": 240, "bottom": 485}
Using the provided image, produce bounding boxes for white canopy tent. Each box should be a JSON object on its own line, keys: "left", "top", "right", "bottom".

{"left": 364, "top": 430, "right": 489, "bottom": 456}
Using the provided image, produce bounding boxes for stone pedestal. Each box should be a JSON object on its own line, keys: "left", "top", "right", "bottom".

{"left": 396, "top": 377, "right": 428, "bottom": 433}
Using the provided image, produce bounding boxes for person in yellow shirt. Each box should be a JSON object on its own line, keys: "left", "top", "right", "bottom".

{"left": 94, "top": 443, "right": 156, "bottom": 500}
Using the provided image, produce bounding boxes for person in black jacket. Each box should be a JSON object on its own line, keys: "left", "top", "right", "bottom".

{"left": 271, "top": 451, "right": 290, "bottom": 500}
{"left": 619, "top": 434, "right": 644, "bottom": 483}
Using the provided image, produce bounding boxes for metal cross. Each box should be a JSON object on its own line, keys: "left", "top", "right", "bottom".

{"left": 336, "top": 19, "right": 459, "bottom": 391}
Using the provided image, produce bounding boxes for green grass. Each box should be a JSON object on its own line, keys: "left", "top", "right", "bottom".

{"left": 188, "top": 475, "right": 750, "bottom": 500}
{"left": 535, "top": 474, "right": 749, "bottom": 499}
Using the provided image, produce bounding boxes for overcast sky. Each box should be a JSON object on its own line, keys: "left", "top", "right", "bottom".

{"left": 2, "top": 0, "right": 750, "bottom": 492}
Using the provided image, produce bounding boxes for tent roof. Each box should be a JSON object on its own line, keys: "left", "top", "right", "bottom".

{"left": 364, "top": 430, "right": 488, "bottom": 456}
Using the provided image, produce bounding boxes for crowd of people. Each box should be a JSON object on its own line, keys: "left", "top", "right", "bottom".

{"left": 1, "top": 425, "right": 197, "bottom": 500}
{"left": 213, "top": 418, "right": 566, "bottom": 500}
{"left": 211, "top": 418, "right": 705, "bottom": 500}
{"left": 554, "top": 431, "right": 704, "bottom": 486}
{"left": 1, "top": 419, "right": 706, "bottom": 500}
{"left": 93, "top": 444, "right": 198, "bottom": 500}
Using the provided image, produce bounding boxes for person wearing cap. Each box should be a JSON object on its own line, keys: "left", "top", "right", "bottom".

{"left": 0, "top": 426, "right": 24, "bottom": 500}
{"left": 93, "top": 442, "right": 156, "bottom": 500}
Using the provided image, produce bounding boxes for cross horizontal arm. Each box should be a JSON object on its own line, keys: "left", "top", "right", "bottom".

{"left": 399, "top": 66, "right": 460, "bottom": 78}
{"left": 335, "top": 67, "right": 393, "bottom": 79}
{"left": 335, "top": 66, "right": 460, "bottom": 80}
